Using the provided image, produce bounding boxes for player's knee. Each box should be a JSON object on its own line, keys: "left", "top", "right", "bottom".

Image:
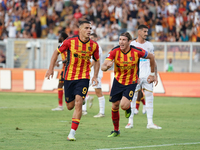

{"left": 66, "top": 101, "right": 75, "bottom": 110}
{"left": 66, "top": 103, "right": 74, "bottom": 110}
{"left": 95, "top": 89, "right": 103, "bottom": 97}
{"left": 120, "top": 101, "right": 130, "bottom": 110}
{"left": 112, "top": 101, "right": 120, "bottom": 110}
{"left": 144, "top": 91, "right": 153, "bottom": 107}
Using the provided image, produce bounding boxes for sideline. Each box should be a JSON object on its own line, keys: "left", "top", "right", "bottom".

{"left": 96, "top": 142, "right": 200, "bottom": 150}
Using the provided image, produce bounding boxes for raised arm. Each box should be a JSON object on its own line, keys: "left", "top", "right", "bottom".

{"left": 45, "top": 50, "right": 60, "bottom": 79}
{"left": 101, "top": 59, "right": 114, "bottom": 71}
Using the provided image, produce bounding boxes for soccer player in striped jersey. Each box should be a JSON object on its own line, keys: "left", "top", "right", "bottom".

{"left": 82, "top": 33, "right": 106, "bottom": 118}
{"left": 125, "top": 24, "right": 162, "bottom": 129}
{"left": 52, "top": 32, "right": 68, "bottom": 111}
{"left": 101, "top": 32, "right": 156, "bottom": 137}
{"left": 45, "top": 21, "right": 100, "bottom": 141}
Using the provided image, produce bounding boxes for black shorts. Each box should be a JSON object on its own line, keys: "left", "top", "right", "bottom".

{"left": 59, "top": 71, "right": 64, "bottom": 83}
{"left": 109, "top": 78, "right": 137, "bottom": 102}
{"left": 64, "top": 79, "right": 89, "bottom": 103}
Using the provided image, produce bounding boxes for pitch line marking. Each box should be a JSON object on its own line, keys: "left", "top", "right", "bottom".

{"left": 96, "top": 142, "right": 200, "bottom": 150}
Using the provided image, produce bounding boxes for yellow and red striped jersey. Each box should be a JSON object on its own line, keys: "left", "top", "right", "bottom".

{"left": 57, "top": 35, "right": 99, "bottom": 80}
{"left": 106, "top": 45, "right": 148, "bottom": 85}
{"left": 60, "top": 51, "right": 67, "bottom": 71}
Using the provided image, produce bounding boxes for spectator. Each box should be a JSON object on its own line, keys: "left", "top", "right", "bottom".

{"left": 181, "top": 32, "right": 189, "bottom": 42}
{"left": 166, "top": 58, "right": 174, "bottom": 72}
{"left": 167, "top": 13, "right": 176, "bottom": 34}
{"left": 155, "top": 12, "right": 163, "bottom": 33}
{"left": 175, "top": 32, "right": 182, "bottom": 42}
{"left": 14, "top": 18, "right": 21, "bottom": 34}
{"left": 31, "top": 23, "right": 37, "bottom": 38}
{"left": 111, "top": 20, "right": 121, "bottom": 31}
{"left": 159, "top": 31, "right": 167, "bottom": 42}
{"left": 110, "top": 30, "right": 119, "bottom": 41}
{"left": 167, "top": 32, "right": 176, "bottom": 42}
{"left": 74, "top": 8, "right": 82, "bottom": 20}
{"left": 54, "top": 0, "right": 64, "bottom": 18}
{"left": 8, "top": 22, "right": 16, "bottom": 38}
{"left": 167, "top": 1, "right": 177, "bottom": 15}
{"left": 47, "top": 28, "right": 56, "bottom": 39}
{"left": 189, "top": 0, "right": 197, "bottom": 12}
{"left": 36, "top": 17, "right": 42, "bottom": 38}
{"left": 27, "top": 0, "right": 34, "bottom": 12}
{"left": 96, "top": 23, "right": 104, "bottom": 39}
{"left": 179, "top": 3, "right": 186, "bottom": 15}
{"left": 115, "top": 3, "right": 122, "bottom": 23}
{"left": 176, "top": 12, "right": 183, "bottom": 33}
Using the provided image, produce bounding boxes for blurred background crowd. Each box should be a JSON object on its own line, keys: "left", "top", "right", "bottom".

{"left": 0, "top": 0, "right": 200, "bottom": 42}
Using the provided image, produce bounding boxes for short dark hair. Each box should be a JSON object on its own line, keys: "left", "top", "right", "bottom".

{"left": 90, "top": 33, "right": 97, "bottom": 38}
{"left": 120, "top": 32, "right": 132, "bottom": 41}
{"left": 61, "top": 32, "right": 68, "bottom": 39}
{"left": 138, "top": 24, "right": 148, "bottom": 30}
{"left": 79, "top": 20, "right": 91, "bottom": 27}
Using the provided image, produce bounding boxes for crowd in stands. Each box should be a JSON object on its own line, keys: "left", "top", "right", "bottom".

{"left": 0, "top": 0, "right": 200, "bottom": 43}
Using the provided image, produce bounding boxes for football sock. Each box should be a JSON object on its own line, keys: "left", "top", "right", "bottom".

{"left": 145, "top": 90, "right": 154, "bottom": 125}
{"left": 129, "top": 100, "right": 135, "bottom": 124}
{"left": 98, "top": 96, "right": 105, "bottom": 114}
{"left": 141, "top": 96, "right": 146, "bottom": 105}
{"left": 58, "top": 88, "right": 63, "bottom": 106}
{"left": 136, "top": 100, "right": 140, "bottom": 110}
{"left": 82, "top": 95, "right": 88, "bottom": 112}
{"left": 111, "top": 108, "right": 119, "bottom": 131}
{"left": 128, "top": 92, "right": 137, "bottom": 124}
{"left": 71, "top": 118, "right": 80, "bottom": 131}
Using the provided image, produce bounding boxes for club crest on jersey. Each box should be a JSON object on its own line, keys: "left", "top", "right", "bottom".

{"left": 129, "top": 57, "right": 133, "bottom": 61}
{"left": 88, "top": 47, "right": 91, "bottom": 51}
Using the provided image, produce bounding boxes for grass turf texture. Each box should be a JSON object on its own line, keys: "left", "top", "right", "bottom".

{"left": 0, "top": 92, "right": 200, "bottom": 150}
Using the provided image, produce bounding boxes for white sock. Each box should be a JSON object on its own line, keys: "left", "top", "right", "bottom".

{"left": 82, "top": 95, "right": 89, "bottom": 112}
{"left": 144, "top": 90, "right": 154, "bottom": 125}
{"left": 128, "top": 93, "right": 137, "bottom": 124}
{"left": 69, "top": 129, "right": 76, "bottom": 135}
{"left": 98, "top": 96, "right": 105, "bottom": 114}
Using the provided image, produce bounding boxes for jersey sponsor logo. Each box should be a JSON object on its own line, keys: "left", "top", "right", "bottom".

{"left": 116, "top": 64, "right": 135, "bottom": 70}
{"left": 74, "top": 53, "right": 90, "bottom": 59}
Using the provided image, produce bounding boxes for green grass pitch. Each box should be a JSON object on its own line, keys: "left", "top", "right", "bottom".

{"left": 0, "top": 92, "right": 200, "bottom": 150}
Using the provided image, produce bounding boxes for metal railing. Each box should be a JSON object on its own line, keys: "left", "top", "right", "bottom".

{"left": 1, "top": 39, "right": 200, "bottom": 72}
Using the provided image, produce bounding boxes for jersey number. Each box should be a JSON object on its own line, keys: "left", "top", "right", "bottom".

{"left": 82, "top": 87, "right": 87, "bottom": 95}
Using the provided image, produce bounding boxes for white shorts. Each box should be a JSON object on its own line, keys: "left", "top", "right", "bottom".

{"left": 89, "top": 77, "right": 102, "bottom": 89}
{"left": 135, "top": 78, "right": 153, "bottom": 92}
{"left": 155, "top": 25, "right": 163, "bottom": 33}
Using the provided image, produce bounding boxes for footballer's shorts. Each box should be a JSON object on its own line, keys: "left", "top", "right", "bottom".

{"left": 64, "top": 79, "right": 89, "bottom": 103}
{"left": 135, "top": 77, "right": 153, "bottom": 92}
{"left": 89, "top": 77, "right": 102, "bottom": 89}
{"left": 59, "top": 71, "right": 64, "bottom": 83}
{"left": 109, "top": 78, "right": 137, "bottom": 102}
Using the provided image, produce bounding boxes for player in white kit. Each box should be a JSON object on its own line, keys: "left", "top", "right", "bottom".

{"left": 125, "top": 25, "right": 162, "bottom": 129}
{"left": 82, "top": 33, "right": 106, "bottom": 117}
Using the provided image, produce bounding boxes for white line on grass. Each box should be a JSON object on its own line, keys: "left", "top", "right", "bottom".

{"left": 58, "top": 121, "right": 68, "bottom": 122}
{"left": 0, "top": 107, "right": 8, "bottom": 109}
{"left": 96, "top": 142, "right": 200, "bottom": 150}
